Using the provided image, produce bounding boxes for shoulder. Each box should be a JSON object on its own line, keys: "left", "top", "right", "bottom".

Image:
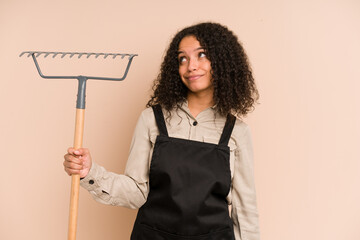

{"left": 233, "top": 116, "right": 250, "bottom": 135}
{"left": 136, "top": 107, "right": 159, "bottom": 141}
{"left": 231, "top": 116, "right": 252, "bottom": 147}
{"left": 137, "top": 107, "right": 156, "bottom": 128}
{"left": 139, "top": 105, "right": 170, "bottom": 118}
{"left": 140, "top": 106, "right": 155, "bottom": 118}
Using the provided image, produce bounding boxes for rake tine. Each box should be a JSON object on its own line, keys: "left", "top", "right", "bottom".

{"left": 20, "top": 50, "right": 138, "bottom": 81}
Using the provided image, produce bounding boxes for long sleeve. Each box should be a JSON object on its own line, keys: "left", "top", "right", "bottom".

{"left": 80, "top": 110, "right": 152, "bottom": 209}
{"left": 231, "top": 125, "right": 260, "bottom": 240}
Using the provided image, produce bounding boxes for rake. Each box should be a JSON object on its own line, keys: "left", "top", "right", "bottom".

{"left": 20, "top": 51, "right": 137, "bottom": 240}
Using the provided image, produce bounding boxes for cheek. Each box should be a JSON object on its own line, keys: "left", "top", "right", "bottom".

{"left": 199, "top": 60, "right": 212, "bottom": 72}
{"left": 206, "top": 62, "right": 212, "bottom": 72}
{"left": 178, "top": 65, "right": 183, "bottom": 75}
{"left": 204, "top": 63, "right": 212, "bottom": 78}
{"left": 178, "top": 68, "right": 186, "bottom": 84}
{"left": 178, "top": 66, "right": 187, "bottom": 79}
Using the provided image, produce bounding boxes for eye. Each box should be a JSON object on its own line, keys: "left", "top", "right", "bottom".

{"left": 178, "top": 56, "right": 187, "bottom": 64}
{"left": 199, "top": 51, "right": 206, "bottom": 58}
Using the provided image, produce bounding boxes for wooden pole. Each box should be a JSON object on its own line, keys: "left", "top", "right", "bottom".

{"left": 68, "top": 108, "right": 85, "bottom": 240}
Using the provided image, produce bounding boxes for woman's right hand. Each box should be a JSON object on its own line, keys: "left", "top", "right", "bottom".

{"left": 63, "top": 148, "right": 92, "bottom": 178}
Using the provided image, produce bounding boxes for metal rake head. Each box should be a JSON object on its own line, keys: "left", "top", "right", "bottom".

{"left": 20, "top": 50, "right": 138, "bottom": 109}
{"left": 20, "top": 51, "right": 137, "bottom": 60}
{"left": 20, "top": 50, "right": 137, "bottom": 81}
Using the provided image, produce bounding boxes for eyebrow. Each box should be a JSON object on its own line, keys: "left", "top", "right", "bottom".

{"left": 177, "top": 47, "right": 205, "bottom": 55}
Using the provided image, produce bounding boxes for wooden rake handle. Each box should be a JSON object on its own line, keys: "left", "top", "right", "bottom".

{"left": 68, "top": 108, "right": 85, "bottom": 240}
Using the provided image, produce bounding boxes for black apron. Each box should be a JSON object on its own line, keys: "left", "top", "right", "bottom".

{"left": 131, "top": 105, "right": 236, "bottom": 240}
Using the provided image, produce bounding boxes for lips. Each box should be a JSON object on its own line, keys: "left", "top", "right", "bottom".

{"left": 186, "top": 75, "right": 203, "bottom": 81}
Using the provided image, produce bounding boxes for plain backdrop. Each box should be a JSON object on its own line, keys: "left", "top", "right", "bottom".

{"left": 1, "top": 0, "right": 359, "bottom": 239}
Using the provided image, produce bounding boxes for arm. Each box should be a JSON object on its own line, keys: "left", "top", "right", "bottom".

{"left": 231, "top": 125, "right": 260, "bottom": 240}
{"left": 65, "top": 110, "right": 152, "bottom": 209}
{"left": 79, "top": 161, "right": 148, "bottom": 209}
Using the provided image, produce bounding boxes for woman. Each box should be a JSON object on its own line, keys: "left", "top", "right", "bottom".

{"left": 64, "top": 22, "right": 260, "bottom": 240}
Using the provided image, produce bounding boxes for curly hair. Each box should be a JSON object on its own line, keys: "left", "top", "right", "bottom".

{"left": 147, "top": 22, "right": 259, "bottom": 117}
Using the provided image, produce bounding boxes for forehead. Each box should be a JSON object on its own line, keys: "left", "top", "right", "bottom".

{"left": 178, "top": 36, "right": 202, "bottom": 52}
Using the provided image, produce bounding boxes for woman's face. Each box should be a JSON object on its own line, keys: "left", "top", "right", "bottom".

{"left": 177, "top": 35, "right": 213, "bottom": 96}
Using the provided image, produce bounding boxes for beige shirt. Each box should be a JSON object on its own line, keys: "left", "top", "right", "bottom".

{"left": 80, "top": 102, "right": 260, "bottom": 240}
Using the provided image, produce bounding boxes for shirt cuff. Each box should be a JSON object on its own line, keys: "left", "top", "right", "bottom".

{"left": 80, "top": 162, "right": 102, "bottom": 191}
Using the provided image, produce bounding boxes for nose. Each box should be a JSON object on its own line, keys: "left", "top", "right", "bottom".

{"left": 187, "top": 57, "right": 198, "bottom": 71}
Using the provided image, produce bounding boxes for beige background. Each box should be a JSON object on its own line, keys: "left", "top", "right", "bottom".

{"left": 1, "top": 0, "right": 359, "bottom": 239}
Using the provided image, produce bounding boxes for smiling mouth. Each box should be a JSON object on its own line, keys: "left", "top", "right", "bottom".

{"left": 186, "top": 75, "right": 202, "bottom": 81}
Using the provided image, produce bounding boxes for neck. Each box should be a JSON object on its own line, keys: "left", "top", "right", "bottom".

{"left": 187, "top": 92, "right": 214, "bottom": 118}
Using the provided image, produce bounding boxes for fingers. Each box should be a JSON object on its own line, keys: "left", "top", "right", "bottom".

{"left": 67, "top": 147, "right": 89, "bottom": 156}
{"left": 63, "top": 155, "right": 83, "bottom": 175}
{"left": 64, "top": 153, "right": 82, "bottom": 165}
{"left": 64, "top": 147, "right": 91, "bottom": 177}
{"left": 64, "top": 149, "right": 84, "bottom": 175}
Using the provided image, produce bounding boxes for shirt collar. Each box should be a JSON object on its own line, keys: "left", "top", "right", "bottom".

{"left": 178, "top": 100, "right": 217, "bottom": 119}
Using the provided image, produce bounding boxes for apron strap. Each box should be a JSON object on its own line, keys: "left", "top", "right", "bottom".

{"left": 218, "top": 114, "right": 236, "bottom": 146}
{"left": 152, "top": 104, "right": 169, "bottom": 137}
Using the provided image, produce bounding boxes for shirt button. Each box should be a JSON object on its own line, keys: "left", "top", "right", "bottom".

{"left": 89, "top": 180, "right": 94, "bottom": 185}
{"left": 193, "top": 121, "right": 198, "bottom": 126}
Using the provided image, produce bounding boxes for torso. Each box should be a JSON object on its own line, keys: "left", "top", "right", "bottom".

{"left": 130, "top": 104, "right": 236, "bottom": 240}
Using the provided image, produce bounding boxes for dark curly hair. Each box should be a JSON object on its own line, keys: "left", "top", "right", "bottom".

{"left": 147, "top": 22, "right": 259, "bottom": 117}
